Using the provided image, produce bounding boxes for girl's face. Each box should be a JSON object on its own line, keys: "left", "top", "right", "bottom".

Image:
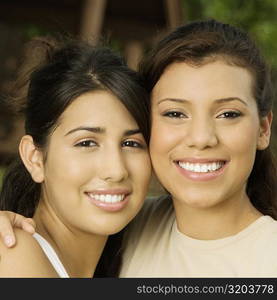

{"left": 36, "top": 90, "right": 151, "bottom": 235}
{"left": 150, "top": 60, "right": 271, "bottom": 209}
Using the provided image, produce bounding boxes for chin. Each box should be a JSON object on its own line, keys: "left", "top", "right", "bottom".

{"left": 103, "top": 225, "right": 125, "bottom": 236}
{"left": 174, "top": 191, "right": 222, "bottom": 209}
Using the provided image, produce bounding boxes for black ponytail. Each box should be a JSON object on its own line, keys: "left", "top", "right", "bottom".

{"left": 0, "top": 158, "right": 40, "bottom": 217}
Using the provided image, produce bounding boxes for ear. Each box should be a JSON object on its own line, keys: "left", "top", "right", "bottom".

{"left": 19, "top": 135, "right": 45, "bottom": 183}
{"left": 257, "top": 111, "right": 273, "bottom": 150}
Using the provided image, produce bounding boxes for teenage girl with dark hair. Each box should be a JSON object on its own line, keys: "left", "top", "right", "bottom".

{"left": 119, "top": 19, "right": 277, "bottom": 277}
{"left": 1, "top": 19, "right": 277, "bottom": 277}
{"left": 0, "top": 38, "right": 151, "bottom": 277}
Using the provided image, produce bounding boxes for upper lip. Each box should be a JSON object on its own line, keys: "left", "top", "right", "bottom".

{"left": 175, "top": 158, "right": 227, "bottom": 164}
{"left": 85, "top": 188, "right": 131, "bottom": 195}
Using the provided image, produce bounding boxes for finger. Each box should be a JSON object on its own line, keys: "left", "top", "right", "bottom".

{"left": 0, "top": 213, "right": 16, "bottom": 247}
{"left": 14, "top": 215, "right": 36, "bottom": 234}
{"left": 21, "top": 218, "right": 36, "bottom": 234}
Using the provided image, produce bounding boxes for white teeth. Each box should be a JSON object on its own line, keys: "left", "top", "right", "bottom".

{"left": 88, "top": 194, "right": 125, "bottom": 203}
{"left": 178, "top": 161, "right": 224, "bottom": 173}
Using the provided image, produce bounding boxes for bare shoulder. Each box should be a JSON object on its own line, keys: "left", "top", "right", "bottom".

{"left": 0, "top": 229, "right": 59, "bottom": 277}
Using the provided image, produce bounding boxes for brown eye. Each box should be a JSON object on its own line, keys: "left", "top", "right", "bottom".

{"left": 163, "top": 111, "right": 187, "bottom": 118}
{"left": 75, "top": 140, "right": 97, "bottom": 147}
{"left": 217, "top": 111, "right": 242, "bottom": 119}
{"left": 122, "top": 140, "right": 144, "bottom": 149}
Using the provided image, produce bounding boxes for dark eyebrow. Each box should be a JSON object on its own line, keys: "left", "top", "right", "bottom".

{"left": 157, "top": 98, "right": 188, "bottom": 105}
{"left": 65, "top": 127, "right": 141, "bottom": 137}
{"left": 214, "top": 97, "right": 248, "bottom": 106}
{"left": 158, "top": 97, "right": 248, "bottom": 106}
{"left": 123, "top": 129, "right": 141, "bottom": 136}
{"left": 65, "top": 126, "right": 105, "bottom": 136}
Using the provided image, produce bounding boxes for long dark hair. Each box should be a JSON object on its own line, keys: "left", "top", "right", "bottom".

{"left": 0, "top": 37, "right": 150, "bottom": 276}
{"left": 139, "top": 19, "right": 277, "bottom": 218}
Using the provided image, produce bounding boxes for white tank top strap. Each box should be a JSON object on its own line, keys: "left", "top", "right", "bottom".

{"left": 32, "top": 232, "right": 70, "bottom": 278}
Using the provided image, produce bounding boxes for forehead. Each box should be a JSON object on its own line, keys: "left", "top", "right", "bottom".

{"left": 58, "top": 90, "right": 137, "bottom": 130}
{"left": 152, "top": 60, "right": 254, "bottom": 102}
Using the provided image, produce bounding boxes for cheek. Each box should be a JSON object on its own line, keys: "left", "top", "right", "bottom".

{"left": 45, "top": 150, "right": 94, "bottom": 187}
{"left": 218, "top": 121, "right": 259, "bottom": 179}
{"left": 220, "top": 121, "right": 259, "bottom": 155}
{"left": 150, "top": 121, "right": 181, "bottom": 160}
{"left": 42, "top": 154, "right": 93, "bottom": 215}
{"left": 122, "top": 152, "right": 151, "bottom": 206}
{"left": 128, "top": 153, "right": 152, "bottom": 186}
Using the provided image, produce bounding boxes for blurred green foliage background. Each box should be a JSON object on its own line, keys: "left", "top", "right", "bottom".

{"left": 182, "top": 0, "right": 277, "bottom": 70}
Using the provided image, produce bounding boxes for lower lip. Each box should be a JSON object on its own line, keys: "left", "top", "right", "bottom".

{"left": 86, "top": 194, "right": 130, "bottom": 212}
{"left": 176, "top": 162, "right": 228, "bottom": 182}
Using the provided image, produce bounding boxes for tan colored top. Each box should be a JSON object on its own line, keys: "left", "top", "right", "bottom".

{"left": 120, "top": 196, "right": 277, "bottom": 277}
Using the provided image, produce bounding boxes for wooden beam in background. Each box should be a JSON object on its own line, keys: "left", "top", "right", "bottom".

{"left": 124, "top": 40, "right": 144, "bottom": 70}
{"left": 164, "top": 0, "right": 183, "bottom": 29}
{"left": 80, "top": 0, "right": 107, "bottom": 43}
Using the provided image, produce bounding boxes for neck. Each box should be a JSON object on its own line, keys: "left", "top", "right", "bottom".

{"left": 33, "top": 203, "right": 108, "bottom": 278}
{"left": 173, "top": 192, "right": 263, "bottom": 240}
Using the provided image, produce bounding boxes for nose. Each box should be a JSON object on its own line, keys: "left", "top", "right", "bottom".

{"left": 98, "top": 147, "right": 128, "bottom": 182}
{"left": 185, "top": 117, "right": 218, "bottom": 150}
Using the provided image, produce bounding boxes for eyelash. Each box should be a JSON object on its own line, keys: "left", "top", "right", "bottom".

{"left": 163, "top": 111, "right": 187, "bottom": 118}
{"left": 163, "top": 110, "right": 242, "bottom": 119}
{"left": 74, "top": 139, "right": 144, "bottom": 149}
{"left": 75, "top": 140, "right": 97, "bottom": 147}
{"left": 217, "top": 111, "right": 242, "bottom": 119}
{"left": 122, "top": 140, "right": 144, "bottom": 149}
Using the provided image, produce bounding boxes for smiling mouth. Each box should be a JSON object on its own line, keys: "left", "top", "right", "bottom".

{"left": 86, "top": 193, "right": 127, "bottom": 203}
{"left": 177, "top": 161, "right": 226, "bottom": 173}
